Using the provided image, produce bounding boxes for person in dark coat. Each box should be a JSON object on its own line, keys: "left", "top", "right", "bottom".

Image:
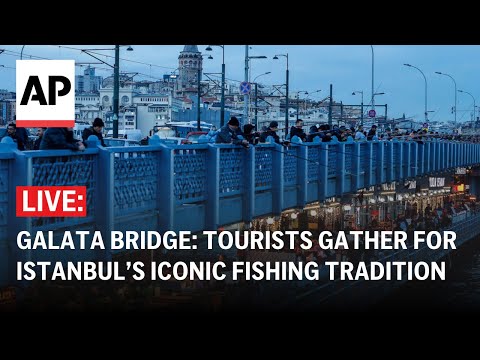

{"left": 40, "top": 127, "right": 85, "bottom": 151}
{"left": 33, "top": 127, "right": 46, "bottom": 150}
{"left": 259, "top": 121, "right": 280, "bottom": 144}
{"left": 215, "top": 117, "right": 249, "bottom": 147}
{"left": 289, "top": 119, "right": 307, "bottom": 141}
{"left": 367, "top": 124, "right": 377, "bottom": 140}
{"left": 243, "top": 123, "right": 260, "bottom": 145}
{"left": 82, "top": 117, "right": 107, "bottom": 147}
{"left": 1, "top": 123, "right": 25, "bottom": 150}
{"left": 11, "top": 118, "right": 29, "bottom": 148}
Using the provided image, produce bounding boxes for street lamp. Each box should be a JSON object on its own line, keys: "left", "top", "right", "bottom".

{"left": 458, "top": 89, "right": 476, "bottom": 123}
{"left": 370, "top": 45, "right": 374, "bottom": 114}
{"left": 273, "top": 53, "right": 289, "bottom": 135}
{"left": 435, "top": 71, "right": 457, "bottom": 125}
{"left": 404, "top": 63, "right": 428, "bottom": 122}
{"left": 302, "top": 89, "right": 321, "bottom": 119}
{"left": 195, "top": 54, "right": 212, "bottom": 131}
{"left": 205, "top": 45, "right": 226, "bottom": 127}
{"left": 244, "top": 53, "right": 267, "bottom": 124}
{"left": 81, "top": 45, "right": 133, "bottom": 138}
{"left": 352, "top": 90, "right": 364, "bottom": 126}
{"left": 252, "top": 71, "right": 271, "bottom": 128}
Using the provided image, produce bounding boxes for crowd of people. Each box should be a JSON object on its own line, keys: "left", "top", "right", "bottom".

{"left": 211, "top": 117, "right": 480, "bottom": 146}
{"left": 0, "top": 117, "right": 107, "bottom": 151}
{"left": 2, "top": 115, "right": 480, "bottom": 152}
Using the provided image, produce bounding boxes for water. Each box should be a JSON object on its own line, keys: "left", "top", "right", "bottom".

{"left": 380, "top": 235, "right": 480, "bottom": 312}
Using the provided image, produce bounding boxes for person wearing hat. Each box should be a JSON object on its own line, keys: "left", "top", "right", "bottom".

{"left": 82, "top": 117, "right": 107, "bottom": 147}
{"left": 259, "top": 120, "right": 280, "bottom": 143}
{"left": 215, "top": 116, "right": 249, "bottom": 147}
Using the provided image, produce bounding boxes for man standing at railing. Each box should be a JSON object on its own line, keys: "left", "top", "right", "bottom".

{"left": 1, "top": 123, "right": 25, "bottom": 150}
{"left": 82, "top": 118, "right": 107, "bottom": 147}
{"left": 216, "top": 117, "right": 249, "bottom": 148}
{"left": 33, "top": 127, "right": 46, "bottom": 150}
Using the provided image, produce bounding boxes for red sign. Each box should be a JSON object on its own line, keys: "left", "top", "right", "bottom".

{"left": 368, "top": 109, "right": 376, "bottom": 118}
{"left": 16, "top": 186, "right": 87, "bottom": 217}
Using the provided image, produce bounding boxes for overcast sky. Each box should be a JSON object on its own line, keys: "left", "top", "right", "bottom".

{"left": 1, "top": 45, "right": 479, "bottom": 124}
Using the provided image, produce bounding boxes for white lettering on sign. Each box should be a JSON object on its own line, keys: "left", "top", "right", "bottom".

{"left": 429, "top": 178, "right": 445, "bottom": 187}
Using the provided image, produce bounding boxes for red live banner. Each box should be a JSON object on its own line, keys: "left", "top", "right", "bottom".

{"left": 16, "top": 186, "right": 87, "bottom": 217}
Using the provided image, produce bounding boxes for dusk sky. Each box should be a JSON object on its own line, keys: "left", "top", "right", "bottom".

{"left": 1, "top": 45, "right": 479, "bottom": 126}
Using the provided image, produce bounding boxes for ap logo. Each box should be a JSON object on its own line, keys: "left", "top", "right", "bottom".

{"left": 16, "top": 60, "right": 75, "bottom": 128}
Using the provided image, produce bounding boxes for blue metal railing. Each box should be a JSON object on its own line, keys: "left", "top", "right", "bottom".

{"left": 1, "top": 136, "right": 480, "bottom": 287}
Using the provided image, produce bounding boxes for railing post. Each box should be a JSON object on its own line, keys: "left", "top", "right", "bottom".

{"left": 206, "top": 145, "right": 220, "bottom": 230}
{"left": 272, "top": 143, "right": 284, "bottom": 215}
{"left": 417, "top": 143, "right": 424, "bottom": 175}
{"left": 365, "top": 141, "right": 373, "bottom": 186}
{"left": 352, "top": 141, "right": 360, "bottom": 192}
{"left": 297, "top": 144, "right": 308, "bottom": 208}
{"left": 385, "top": 141, "right": 393, "bottom": 182}
{"left": 410, "top": 142, "right": 418, "bottom": 178}
{"left": 424, "top": 141, "right": 430, "bottom": 174}
{"left": 375, "top": 140, "right": 385, "bottom": 184}
{"left": 395, "top": 140, "right": 403, "bottom": 180}
{"left": 243, "top": 146, "right": 255, "bottom": 223}
{"left": 336, "top": 141, "right": 345, "bottom": 195}
{"left": 318, "top": 142, "right": 328, "bottom": 201}
{"left": 158, "top": 144, "right": 175, "bottom": 233}
{"left": 97, "top": 147, "right": 115, "bottom": 261}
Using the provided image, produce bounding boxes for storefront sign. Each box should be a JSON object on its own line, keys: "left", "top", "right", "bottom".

{"left": 381, "top": 182, "right": 396, "bottom": 191}
{"left": 358, "top": 186, "right": 375, "bottom": 193}
{"left": 429, "top": 177, "right": 445, "bottom": 187}
{"left": 404, "top": 180, "right": 416, "bottom": 189}
{"left": 456, "top": 167, "right": 467, "bottom": 175}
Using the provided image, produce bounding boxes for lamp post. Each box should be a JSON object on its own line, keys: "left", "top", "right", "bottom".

{"left": 370, "top": 46, "right": 374, "bottom": 115}
{"left": 352, "top": 90, "right": 364, "bottom": 126}
{"left": 244, "top": 54, "right": 267, "bottom": 124}
{"left": 195, "top": 54, "right": 213, "bottom": 131}
{"left": 435, "top": 71, "right": 457, "bottom": 125}
{"left": 458, "top": 89, "right": 476, "bottom": 123}
{"left": 273, "top": 53, "right": 289, "bottom": 135}
{"left": 81, "top": 45, "right": 133, "bottom": 138}
{"left": 252, "top": 71, "right": 271, "bottom": 128}
{"left": 404, "top": 63, "right": 428, "bottom": 122}
{"left": 205, "top": 45, "right": 225, "bottom": 127}
{"left": 296, "top": 91, "right": 309, "bottom": 121}
{"left": 304, "top": 89, "right": 321, "bottom": 118}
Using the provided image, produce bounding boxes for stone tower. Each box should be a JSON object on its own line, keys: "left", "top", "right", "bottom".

{"left": 177, "top": 45, "right": 202, "bottom": 92}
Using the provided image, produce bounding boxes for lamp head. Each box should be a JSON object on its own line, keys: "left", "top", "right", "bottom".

{"left": 126, "top": 46, "right": 133, "bottom": 51}
{"left": 208, "top": 55, "right": 213, "bottom": 59}
{"left": 435, "top": 71, "right": 442, "bottom": 74}
{"left": 205, "top": 46, "right": 213, "bottom": 51}
{"left": 273, "top": 55, "right": 279, "bottom": 60}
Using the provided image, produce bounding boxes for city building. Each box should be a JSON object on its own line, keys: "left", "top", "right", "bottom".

{"left": 75, "top": 66, "right": 102, "bottom": 94}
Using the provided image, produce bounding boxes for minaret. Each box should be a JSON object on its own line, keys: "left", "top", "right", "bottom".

{"left": 177, "top": 45, "right": 202, "bottom": 92}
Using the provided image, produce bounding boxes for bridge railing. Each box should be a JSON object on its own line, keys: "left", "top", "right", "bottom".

{"left": 1, "top": 136, "right": 480, "bottom": 286}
